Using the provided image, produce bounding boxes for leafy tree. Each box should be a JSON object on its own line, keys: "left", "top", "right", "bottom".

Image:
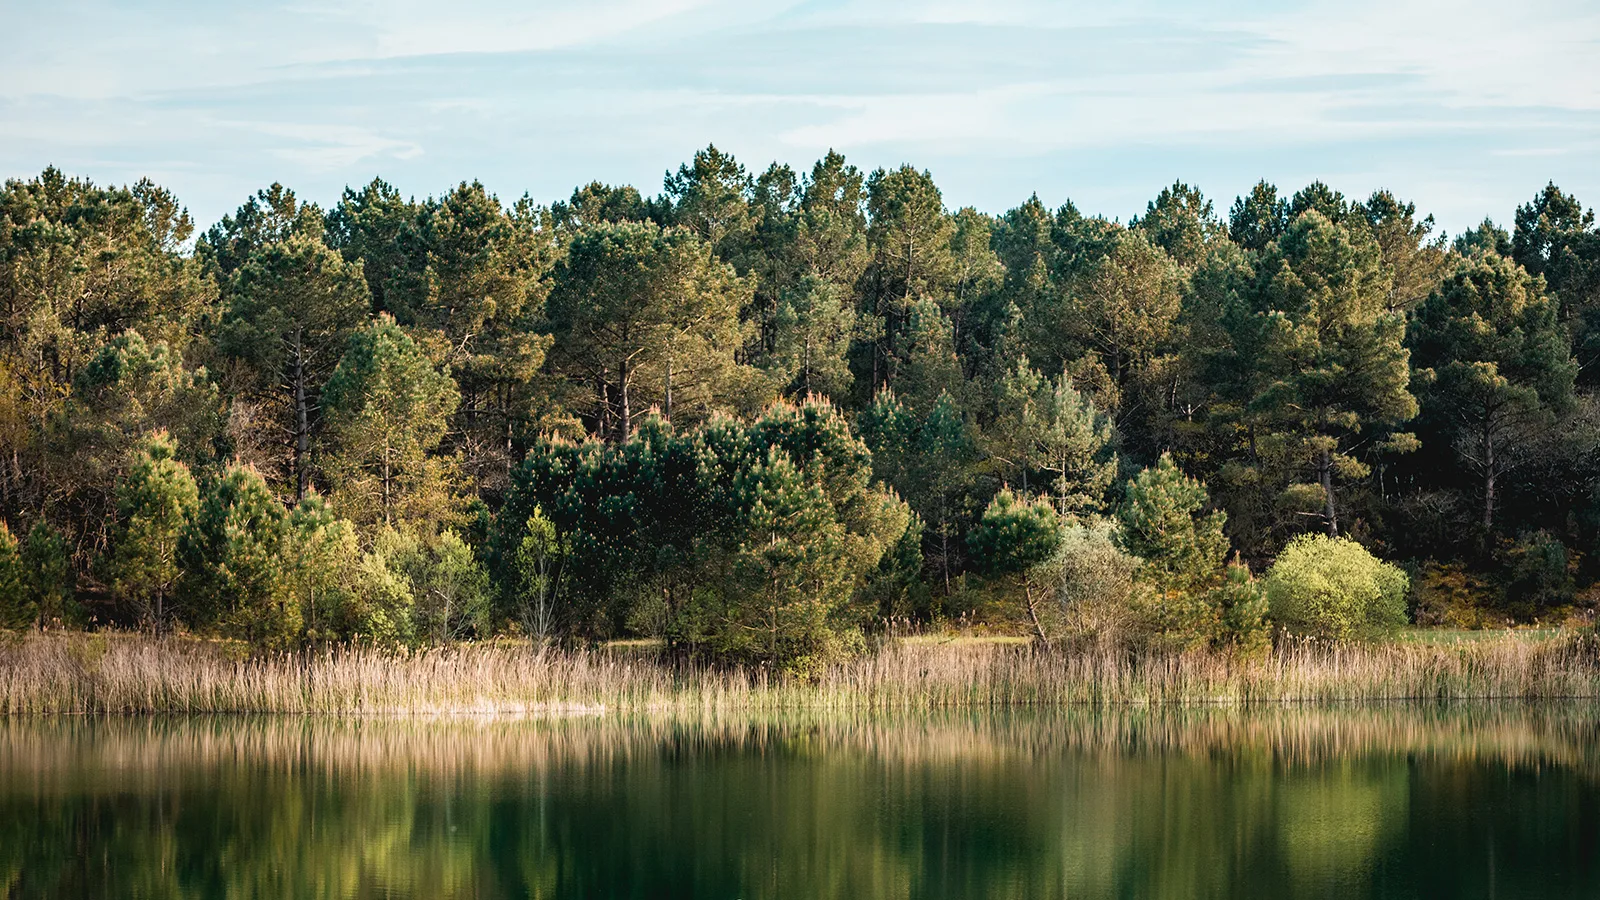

{"left": 511, "top": 507, "right": 565, "bottom": 644}
{"left": 218, "top": 232, "right": 370, "bottom": 500}
{"left": 179, "top": 465, "right": 297, "bottom": 646}
{"left": 321, "top": 316, "right": 461, "bottom": 530}
{"left": 1038, "top": 521, "right": 1151, "bottom": 648}
{"left": 1117, "top": 453, "right": 1228, "bottom": 593}
{"left": 110, "top": 432, "right": 199, "bottom": 632}
{"left": 1263, "top": 534, "right": 1408, "bottom": 641}
{"left": 1408, "top": 252, "right": 1577, "bottom": 533}
{"left": 379, "top": 529, "right": 491, "bottom": 645}
{"left": 968, "top": 489, "right": 1062, "bottom": 646}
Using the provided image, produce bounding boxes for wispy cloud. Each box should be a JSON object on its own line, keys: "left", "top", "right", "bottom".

{"left": 3, "top": 0, "right": 1597, "bottom": 233}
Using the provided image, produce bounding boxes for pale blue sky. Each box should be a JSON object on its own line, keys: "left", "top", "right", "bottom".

{"left": 4, "top": 0, "right": 1598, "bottom": 234}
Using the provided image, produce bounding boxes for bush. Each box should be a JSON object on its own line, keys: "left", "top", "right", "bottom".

{"left": 1038, "top": 521, "right": 1154, "bottom": 649}
{"left": 1263, "top": 535, "right": 1408, "bottom": 641}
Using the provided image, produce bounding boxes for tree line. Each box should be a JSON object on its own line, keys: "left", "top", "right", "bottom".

{"left": 1, "top": 149, "right": 1596, "bottom": 667}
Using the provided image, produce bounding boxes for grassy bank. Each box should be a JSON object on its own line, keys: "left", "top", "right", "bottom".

{"left": 2, "top": 630, "right": 1597, "bottom": 715}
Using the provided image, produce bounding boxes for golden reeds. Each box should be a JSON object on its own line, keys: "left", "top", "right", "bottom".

{"left": 1, "top": 630, "right": 1596, "bottom": 716}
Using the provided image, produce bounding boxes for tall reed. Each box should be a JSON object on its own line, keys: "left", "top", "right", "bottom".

{"left": 2, "top": 630, "right": 1596, "bottom": 715}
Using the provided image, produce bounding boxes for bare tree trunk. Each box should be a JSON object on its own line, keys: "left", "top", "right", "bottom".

{"left": 1319, "top": 447, "right": 1339, "bottom": 538}
{"left": 1482, "top": 427, "right": 1497, "bottom": 534}
{"left": 1024, "top": 578, "right": 1051, "bottom": 650}
{"left": 291, "top": 325, "right": 309, "bottom": 503}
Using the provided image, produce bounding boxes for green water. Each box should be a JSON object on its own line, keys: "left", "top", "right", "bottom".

{"left": 1, "top": 707, "right": 1597, "bottom": 898}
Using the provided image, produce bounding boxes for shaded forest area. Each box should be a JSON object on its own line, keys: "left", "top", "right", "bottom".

{"left": 2, "top": 148, "right": 1597, "bottom": 669}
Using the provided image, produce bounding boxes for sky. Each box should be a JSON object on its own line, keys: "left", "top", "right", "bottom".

{"left": 3, "top": 0, "right": 1598, "bottom": 236}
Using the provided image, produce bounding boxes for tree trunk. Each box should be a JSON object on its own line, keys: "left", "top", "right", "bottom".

{"left": 619, "top": 360, "right": 631, "bottom": 441}
{"left": 1482, "top": 427, "right": 1497, "bottom": 534}
{"left": 1024, "top": 578, "right": 1051, "bottom": 650}
{"left": 292, "top": 325, "right": 309, "bottom": 503}
{"left": 1319, "top": 447, "right": 1339, "bottom": 537}
{"left": 664, "top": 355, "right": 672, "bottom": 423}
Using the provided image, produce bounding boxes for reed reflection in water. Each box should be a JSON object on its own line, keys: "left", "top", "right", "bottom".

{"left": 2, "top": 705, "right": 1597, "bottom": 898}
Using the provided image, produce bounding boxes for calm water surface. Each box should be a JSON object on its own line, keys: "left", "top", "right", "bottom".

{"left": 1, "top": 706, "right": 1597, "bottom": 898}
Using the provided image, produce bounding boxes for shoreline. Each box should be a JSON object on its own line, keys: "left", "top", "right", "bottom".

{"left": 4, "top": 630, "right": 1598, "bottom": 716}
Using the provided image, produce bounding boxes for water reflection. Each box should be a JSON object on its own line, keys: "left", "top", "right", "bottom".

{"left": 2, "top": 706, "right": 1597, "bottom": 898}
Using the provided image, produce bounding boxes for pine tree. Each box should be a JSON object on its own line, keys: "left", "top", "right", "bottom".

{"left": 1408, "top": 252, "right": 1577, "bottom": 533}
{"left": 0, "top": 522, "right": 26, "bottom": 629}
{"left": 219, "top": 232, "right": 370, "bottom": 500}
{"left": 321, "top": 315, "right": 462, "bottom": 530}
{"left": 180, "top": 465, "right": 297, "bottom": 646}
{"left": 968, "top": 489, "right": 1062, "bottom": 646}
{"left": 110, "top": 432, "right": 199, "bottom": 632}
{"left": 22, "top": 521, "right": 75, "bottom": 628}
{"left": 1117, "top": 453, "right": 1229, "bottom": 593}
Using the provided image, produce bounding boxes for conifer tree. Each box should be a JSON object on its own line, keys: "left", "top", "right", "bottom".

{"left": 21, "top": 521, "right": 75, "bottom": 628}
{"left": 219, "top": 232, "right": 370, "bottom": 500}
{"left": 1408, "top": 252, "right": 1577, "bottom": 533}
{"left": 968, "top": 489, "right": 1062, "bottom": 646}
{"left": 111, "top": 432, "right": 199, "bottom": 632}
{"left": 321, "top": 316, "right": 461, "bottom": 530}
{"left": 180, "top": 466, "right": 297, "bottom": 646}
{"left": 1117, "top": 453, "right": 1229, "bottom": 593}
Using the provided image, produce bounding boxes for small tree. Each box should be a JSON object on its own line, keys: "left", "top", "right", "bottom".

{"left": 0, "top": 523, "right": 26, "bottom": 629}
{"left": 322, "top": 316, "right": 462, "bottom": 531}
{"left": 1263, "top": 535, "right": 1408, "bottom": 641}
{"left": 111, "top": 432, "right": 199, "bottom": 633}
{"left": 1211, "top": 557, "right": 1269, "bottom": 654}
{"left": 1039, "top": 521, "right": 1151, "bottom": 650}
{"left": 22, "top": 521, "right": 76, "bottom": 628}
{"left": 1117, "top": 453, "right": 1229, "bottom": 593}
{"left": 180, "top": 466, "right": 298, "bottom": 647}
{"left": 968, "top": 489, "right": 1063, "bottom": 647}
{"left": 513, "top": 508, "right": 565, "bottom": 644}
{"left": 379, "top": 529, "right": 491, "bottom": 645}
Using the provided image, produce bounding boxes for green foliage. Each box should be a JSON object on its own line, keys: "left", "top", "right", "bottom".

{"left": 21, "top": 521, "right": 76, "bottom": 628}
{"left": 1211, "top": 559, "right": 1269, "bottom": 654}
{"left": 0, "top": 522, "right": 26, "bottom": 628}
{"left": 321, "top": 315, "right": 461, "bottom": 530}
{"left": 968, "top": 490, "right": 1061, "bottom": 576}
{"left": 111, "top": 432, "right": 199, "bottom": 631}
{"left": 1037, "top": 521, "right": 1152, "bottom": 648}
{"left": 1503, "top": 530, "right": 1576, "bottom": 613}
{"left": 511, "top": 508, "right": 565, "bottom": 642}
{"left": 989, "top": 359, "right": 1119, "bottom": 517}
{"left": 1264, "top": 535, "right": 1408, "bottom": 641}
{"left": 1117, "top": 453, "right": 1229, "bottom": 593}
{"left": 180, "top": 466, "right": 298, "bottom": 647}
{"left": 377, "top": 529, "right": 491, "bottom": 644}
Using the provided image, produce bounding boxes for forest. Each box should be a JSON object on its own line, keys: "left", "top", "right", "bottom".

{"left": 1, "top": 148, "right": 1597, "bottom": 672}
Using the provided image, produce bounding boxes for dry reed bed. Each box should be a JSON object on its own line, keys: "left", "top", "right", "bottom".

{"left": 1, "top": 631, "right": 1597, "bottom": 716}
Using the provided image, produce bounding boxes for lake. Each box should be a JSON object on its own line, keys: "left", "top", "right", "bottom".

{"left": 1, "top": 706, "right": 1596, "bottom": 898}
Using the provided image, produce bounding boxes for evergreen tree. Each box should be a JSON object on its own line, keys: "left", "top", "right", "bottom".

{"left": 989, "top": 359, "right": 1119, "bottom": 517}
{"left": 1220, "top": 210, "right": 1418, "bottom": 539}
{"left": 218, "top": 232, "right": 370, "bottom": 500}
{"left": 1135, "top": 180, "right": 1223, "bottom": 269}
{"left": 110, "top": 432, "right": 199, "bottom": 632}
{"left": 1117, "top": 453, "right": 1229, "bottom": 593}
{"left": 0, "top": 522, "right": 26, "bottom": 628}
{"left": 1408, "top": 252, "right": 1577, "bottom": 533}
{"left": 321, "top": 316, "right": 462, "bottom": 530}
{"left": 21, "top": 520, "right": 75, "bottom": 628}
{"left": 545, "top": 221, "right": 754, "bottom": 439}
{"left": 1228, "top": 181, "right": 1289, "bottom": 253}
{"left": 968, "top": 489, "right": 1062, "bottom": 646}
{"left": 179, "top": 465, "right": 297, "bottom": 646}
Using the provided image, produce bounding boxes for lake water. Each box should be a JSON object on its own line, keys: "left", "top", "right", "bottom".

{"left": 1, "top": 706, "right": 1596, "bottom": 898}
